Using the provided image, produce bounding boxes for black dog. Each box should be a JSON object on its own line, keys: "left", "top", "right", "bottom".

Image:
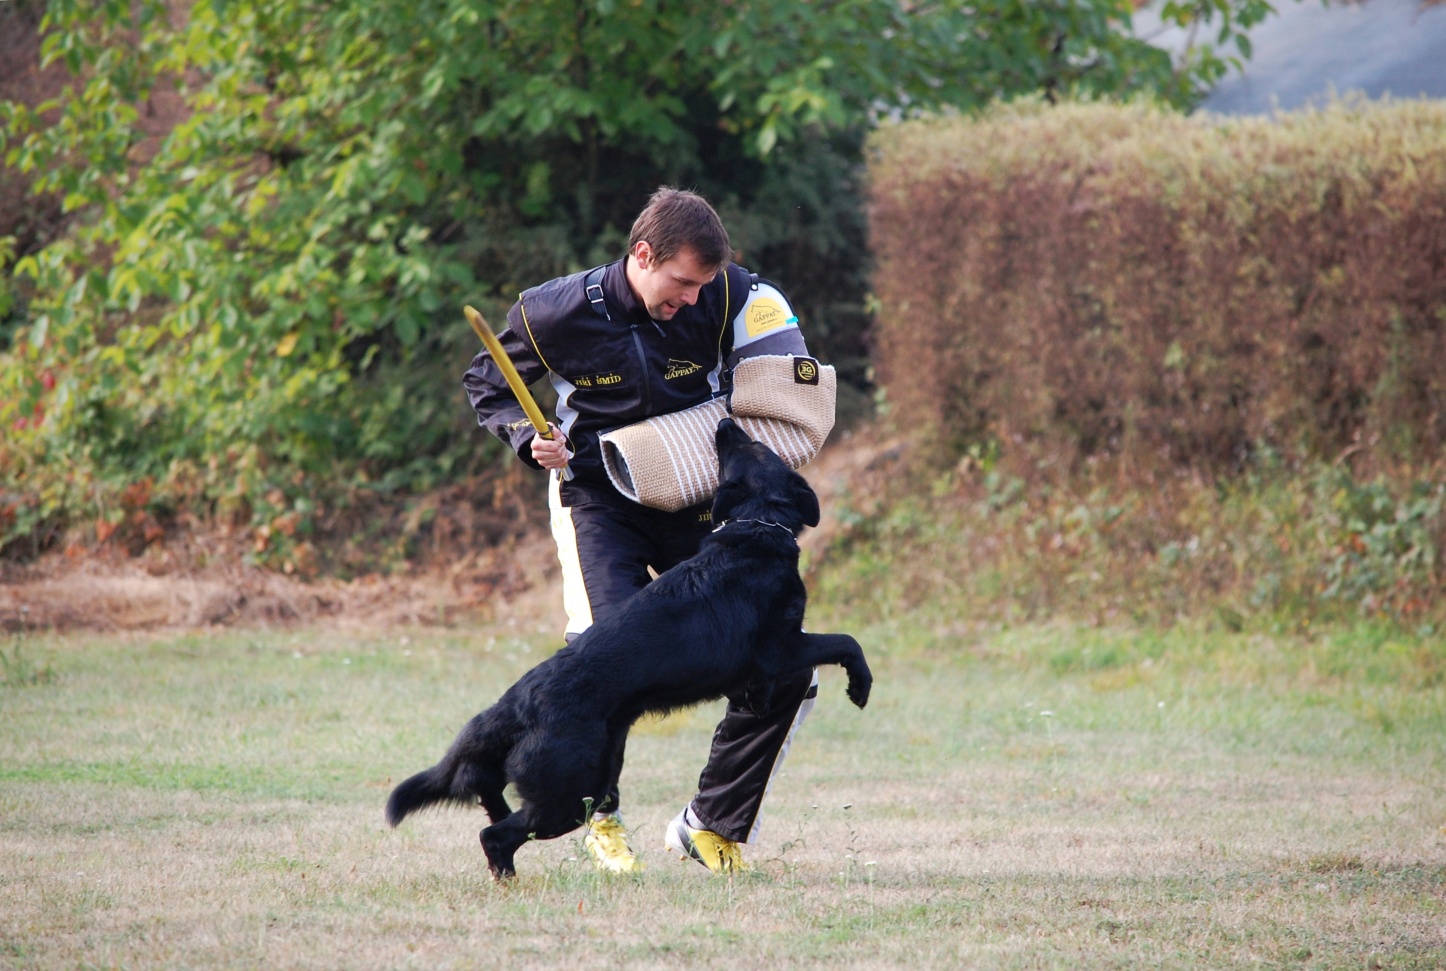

{"left": 386, "top": 417, "right": 871, "bottom": 878}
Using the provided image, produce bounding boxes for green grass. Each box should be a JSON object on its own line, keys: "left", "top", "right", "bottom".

{"left": 1, "top": 621, "right": 1443, "bottom": 970}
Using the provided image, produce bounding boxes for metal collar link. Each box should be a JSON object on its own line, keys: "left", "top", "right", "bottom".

{"left": 712, "top": 517, "right": 794, "bottom": 536}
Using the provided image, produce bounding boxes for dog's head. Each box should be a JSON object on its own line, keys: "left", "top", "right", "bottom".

{"left": 711, "top": 418, "right": 821, "bottom": 534}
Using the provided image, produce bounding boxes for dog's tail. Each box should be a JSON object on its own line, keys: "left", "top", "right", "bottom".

{"left": 385, "top": 763, "right": 457, "bottom": 828}
{"left": 385, "top": 708, "right": 515, "bottom": 828}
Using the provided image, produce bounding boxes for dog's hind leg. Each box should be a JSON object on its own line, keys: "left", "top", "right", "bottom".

{"left": 480, "top": 800, "right": 593, "bottom": 879}
{"left": 479, "top": 815, "right": 532, "bottom": 880}
{"left": 596, "top": 724, "right": 631, "bottom": 816}
{"left": 458, "top": 760, "right": 512, "bottom": 825}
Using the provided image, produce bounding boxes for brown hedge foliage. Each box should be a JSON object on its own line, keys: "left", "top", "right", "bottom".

{"left": 868, "top": 99, "right": 1446, "bottom": 475}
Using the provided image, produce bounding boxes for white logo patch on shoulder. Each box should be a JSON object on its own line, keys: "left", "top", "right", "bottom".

{"left": 733, "top": 283, "right": 798, "bottom": 347}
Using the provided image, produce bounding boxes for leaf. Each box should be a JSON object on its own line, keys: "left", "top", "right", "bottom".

{"left": 394, "top": 313, "right": 419, "bottom": 348}
{"left": 757, "top": 123, "right": 778, "bottom": 157}
{"left": 29, "top": 315, "right": 50, "bottom": 351}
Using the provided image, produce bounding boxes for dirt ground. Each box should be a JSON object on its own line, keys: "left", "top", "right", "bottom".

{"left": 0, "top": 428, "right": 906, "bottom": 636}
{"left": 0, "top": 536, "right": 567, "bottom": 636}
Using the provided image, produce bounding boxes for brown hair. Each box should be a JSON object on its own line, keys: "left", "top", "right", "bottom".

{"left": 628, "top": 187, "right": 731, "bottom": 270}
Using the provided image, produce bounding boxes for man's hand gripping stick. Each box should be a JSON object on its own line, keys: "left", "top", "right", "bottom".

{"left": 464, "top": 305, "right": 573, "bottom": 481}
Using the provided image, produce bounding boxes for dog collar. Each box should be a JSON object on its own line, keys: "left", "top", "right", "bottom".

{"left": 712, "top": 518, "right": 794, "bottom": 536}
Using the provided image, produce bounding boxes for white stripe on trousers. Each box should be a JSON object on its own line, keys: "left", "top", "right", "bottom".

{"left": 548, "top": 471, "right": 593, "bottom": 638}
{"left": 743, "top": 667, "right": 818, "bottom": 844}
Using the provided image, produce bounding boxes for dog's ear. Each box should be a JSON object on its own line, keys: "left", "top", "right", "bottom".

{"left": 793, "top": 476, "right": 820, "bottom": 529}
{"left": 712, "top": 478, "right": 748, "bottom": 523}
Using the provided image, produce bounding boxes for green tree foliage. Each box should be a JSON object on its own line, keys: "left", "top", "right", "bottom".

{"left": 0, "top": 0, "right": 1280, "bottom": 560}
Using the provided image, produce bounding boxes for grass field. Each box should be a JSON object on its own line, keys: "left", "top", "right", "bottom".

{"left": 1, "top": 617, "right": 1443, "bottom": 970}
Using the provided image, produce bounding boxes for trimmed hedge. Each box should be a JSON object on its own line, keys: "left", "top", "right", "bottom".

{"left": 868, "top": 99, "right": 1446, "bottom": 475}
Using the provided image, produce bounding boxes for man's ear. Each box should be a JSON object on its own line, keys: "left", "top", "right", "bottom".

{"left": 794, "top": 478, "right": 820, "bottom": 529}
{"left": 632, "top": 240, "right": 653, "bottom": 269}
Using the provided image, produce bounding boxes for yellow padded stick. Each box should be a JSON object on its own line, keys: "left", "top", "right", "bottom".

{"left": 464, "top": 305, "right": 572, "bottom": 481}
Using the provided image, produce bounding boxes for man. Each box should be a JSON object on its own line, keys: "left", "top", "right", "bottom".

{"left": 463, "top": 187, "right": 823, "bottom": 875}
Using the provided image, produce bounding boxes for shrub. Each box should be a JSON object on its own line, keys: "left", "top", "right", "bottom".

{"left": 868, "top": 98, "right": 1446, "bottom": 476}
{"left": 0, "top": 0, "right": 1289, "bottom": 565}
{"left": 809, "top": 448, "right": 1446, "bottom": 630}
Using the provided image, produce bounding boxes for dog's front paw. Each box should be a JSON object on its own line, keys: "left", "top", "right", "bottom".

{"left": 846, "top": 668, "right": 872, "bottom": 709}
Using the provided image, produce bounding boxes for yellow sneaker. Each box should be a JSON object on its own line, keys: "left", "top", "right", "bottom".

{"left": 664, "top": 808, "right": 748, "bottom": 874}
{"left": 583, "top": 813, "right": 639, "bottom": 874}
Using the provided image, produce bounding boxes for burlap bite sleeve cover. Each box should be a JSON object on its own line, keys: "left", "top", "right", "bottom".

{"left": 598, "top": 355, "right": 836, "bottom": 512}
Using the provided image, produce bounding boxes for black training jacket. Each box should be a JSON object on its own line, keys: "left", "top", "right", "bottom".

{"left": 462, "top": 258, "right": 807, "bottom": 489}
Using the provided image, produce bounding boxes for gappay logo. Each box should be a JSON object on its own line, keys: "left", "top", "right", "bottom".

{"left": 664, "top": 358, "right": 703, "bottom": 380}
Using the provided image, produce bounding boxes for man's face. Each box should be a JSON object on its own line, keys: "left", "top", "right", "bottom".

{"left": 627, "top": 242, "right": 719, "bottom": 321}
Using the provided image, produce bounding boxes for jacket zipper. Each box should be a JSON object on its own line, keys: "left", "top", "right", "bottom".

{"left": 628, "top": 321, "right": 654, "bottom": 416}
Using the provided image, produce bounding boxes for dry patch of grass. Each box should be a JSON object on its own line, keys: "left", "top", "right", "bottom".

{"left": 0, "top": 536, "right": 567, "bottom": 634}
{"left": 2, "top": 624, "right": 1443, "bottom": 969}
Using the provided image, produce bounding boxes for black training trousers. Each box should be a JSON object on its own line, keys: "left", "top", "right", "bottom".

{"left": 548, "top": 474, "right": 817, "bottom": 844}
